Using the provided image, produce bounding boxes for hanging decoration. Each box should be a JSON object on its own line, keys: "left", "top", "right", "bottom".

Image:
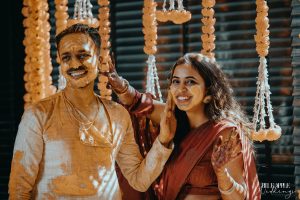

{"left": 97, "top": 0, "right": 112, "bottom": 101}
{"left": 22, "top": 0, "right": 56, "bottom": 108}
{"left": 252, "top": 0, "right": 281, "bottom": 142}
{"left": 67, "top": 0, "right": 99, "bottom": 28}
{"left": 201, "top": 0, "right": 216, "bottom": 59}
{"left": 54, "top": 0, "right": 69, "bottom": 91}
{"left": 143, "top": 0, "right": 163, "bottom": 102}
{"left": 55, "top": 0, "right": 69, "bottom": 35}
{"left": 156, "top": 0, "right": 191, "bottom": 24}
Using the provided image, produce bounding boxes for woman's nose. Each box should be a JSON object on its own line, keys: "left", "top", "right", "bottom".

{"left": 178, "top": 82, "right": 187, "bottom": 92}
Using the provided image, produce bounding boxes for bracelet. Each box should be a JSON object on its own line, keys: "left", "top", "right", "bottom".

{"left": 218, "top": 181, "right": 236, "bottom": 195}
{"left": 218, "top": 168, "right": 247, "bottom": 195}
{"left": 115, "top": 78, "right": 129, "bottom": 94}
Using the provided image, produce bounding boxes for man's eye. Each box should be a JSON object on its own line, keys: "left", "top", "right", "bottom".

{"left": 62, "top": 56, "right": 70, "bottom": 62}
{"left": 78, "top": 54, "right": 90, "bottom": 60}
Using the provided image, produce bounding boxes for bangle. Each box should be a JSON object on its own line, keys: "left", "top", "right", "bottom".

{"left": 218, "top": 168, "right": 247, "bottom": 196}
{"left": 115, "top": 78, "right": 129, "bottom": 94}
{"left": 219, "top": 181, "right": 236, "bottom": 195}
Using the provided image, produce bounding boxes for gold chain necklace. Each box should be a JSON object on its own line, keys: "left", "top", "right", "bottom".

{"left": 62, "top": 91, "right": 100, "bottom": 130}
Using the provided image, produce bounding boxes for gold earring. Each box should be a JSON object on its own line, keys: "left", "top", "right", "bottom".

{"left": 203, "top": 95, "right": 212, "bottom": 104}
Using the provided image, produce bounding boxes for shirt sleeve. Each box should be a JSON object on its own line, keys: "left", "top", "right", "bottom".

{"left": 9, "top": 106, "right": 44, "bottom": 200}
{"left": 116, "top": 115, "right": 173, "bottom": 192}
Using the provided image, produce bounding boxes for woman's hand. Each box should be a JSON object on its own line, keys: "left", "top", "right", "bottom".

{"left": 211, "top": 130, "right": 242, "bottom": 175}
{"left": 107, "top": 53, "right": 128, "bottom": 94}
{"left": 158, "top": 91, "right": 177, "bottom": 147}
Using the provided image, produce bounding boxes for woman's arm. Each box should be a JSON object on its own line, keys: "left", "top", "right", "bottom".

{"left": 212, "top": 128, "right": 247, "bottom": 200}
{"left": 108, "top": 68, "right": 165, "bottom": 124}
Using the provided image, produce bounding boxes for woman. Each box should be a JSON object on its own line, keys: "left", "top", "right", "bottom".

{"left": 110, "top": 53, "right": 261, "bottom": 200}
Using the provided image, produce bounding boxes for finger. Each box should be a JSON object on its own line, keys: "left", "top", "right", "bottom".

{"left": 167, "top": 90, "right": 175, "bottom": 111}
{"left": 229, "top": 151, "right": 242, "bottom": 162}
{"left": 110, "top": 51, "right": 116, "bottom": 66}
{"left": 108, "top": 59, "right": 115, "bottom": 73}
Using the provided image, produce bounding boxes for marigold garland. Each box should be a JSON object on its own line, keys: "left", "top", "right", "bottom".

{"left": 252, "top": 0, "right": 281, "bottom": 142}
{"left": 22, "top": 0, "right": 56, "bottom": 108}
{"left": 143, "top": 0, "right": 162, "bottom": 102}
{"left": 97, "top": 0, "right": 112, "bottom": 100}
{"left": 201, "top": 0, "right": 216, "bottom": 59}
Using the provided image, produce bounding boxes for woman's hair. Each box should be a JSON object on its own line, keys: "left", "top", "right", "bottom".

{"left": 170, "top": 53, "right": 252, "bottom": 146}
{"left": 55, "top": 23, "right": 101, "bottom": 53}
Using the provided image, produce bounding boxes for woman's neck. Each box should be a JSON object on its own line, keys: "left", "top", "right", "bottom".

{"left": 186, "top": 105, "right": 209, "bottom": 129}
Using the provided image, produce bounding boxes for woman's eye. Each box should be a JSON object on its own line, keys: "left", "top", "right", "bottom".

{"left": 171, "top": 79, "right": 180, "bottom": 85}
{"left": 186, "top": 80, "right": 196, "bottom": 85}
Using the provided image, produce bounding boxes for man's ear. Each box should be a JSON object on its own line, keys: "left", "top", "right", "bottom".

{"left": 98, "top": 55, "right": 103, "bottom": 63}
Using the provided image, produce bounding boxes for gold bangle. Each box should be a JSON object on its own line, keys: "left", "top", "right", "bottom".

{"left": 115, "top": 78, "right": 129, "bottom": 95}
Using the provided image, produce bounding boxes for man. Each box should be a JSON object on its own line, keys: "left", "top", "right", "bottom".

{"left": 9, "top": 23, "right": 174, "bottom": 199}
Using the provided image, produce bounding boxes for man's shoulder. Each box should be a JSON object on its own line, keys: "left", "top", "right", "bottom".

{"left": 28, "top": 92, "right": 61, "bottom": 113}
{"left": 100, "top": 98, "right": 127, "bottom": 111}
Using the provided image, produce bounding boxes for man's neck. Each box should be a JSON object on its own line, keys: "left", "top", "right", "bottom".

{"left": 63, "top": 82, "right": 97, "bottom": 110}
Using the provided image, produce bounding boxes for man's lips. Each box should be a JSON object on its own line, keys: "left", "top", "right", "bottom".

{"left": 67, "top": 66, "right": 88, "bottom": 78}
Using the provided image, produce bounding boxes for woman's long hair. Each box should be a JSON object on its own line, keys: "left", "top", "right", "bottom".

{"left": 170, "top": 53, "right": 252, "bottom": 147}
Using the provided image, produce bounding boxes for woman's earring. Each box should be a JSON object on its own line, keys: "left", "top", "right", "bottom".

{"left": 203, "top": 95, "right": 212, "bottom": 104}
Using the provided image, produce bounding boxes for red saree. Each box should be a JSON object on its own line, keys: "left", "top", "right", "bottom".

{"left": 117, "top": 92, "right": 261, "bottom": 200}
{"left": 157, "top": 120, "right": 261, "bottom": 200}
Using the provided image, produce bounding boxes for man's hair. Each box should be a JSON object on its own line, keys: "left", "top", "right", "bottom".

{"left": 55, "top": 23, "right": 101, "bottom": 52}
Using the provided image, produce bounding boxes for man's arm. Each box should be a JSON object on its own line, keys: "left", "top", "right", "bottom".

{"left": 9, "top": 106, "right": 44, "bottom": 200}
{"left": 115, "top": 110, "right": 173, "bottom": 192}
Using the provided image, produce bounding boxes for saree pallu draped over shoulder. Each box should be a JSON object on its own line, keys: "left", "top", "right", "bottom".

{"left": 157, "top": 120, "right": 261, "bottom": 200}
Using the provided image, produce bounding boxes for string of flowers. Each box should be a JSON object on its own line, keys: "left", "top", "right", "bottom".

{"left": 201, "top": 0, "right": 216, "bottom": 59}
{"left": 143, "top": 0, "right": 163, "bottom": 102}
{"left": 55, "top": 0, "right": 69, "bottom": 90}
{"left": 55, "top": 0, "right": 69, "bottom": 35}
{"left": 22, "top": 0, "right": 56, "bottom": 108}
{"left": 252, "top": 0, "right": 281, "bottom": 142}
{"left": 97, "top": 0, "right": 112, "bottom": 100}
{"left": 156, "top": 0, "right": 191, "bottom": 24}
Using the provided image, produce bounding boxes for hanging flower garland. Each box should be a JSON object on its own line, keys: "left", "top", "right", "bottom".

{"left": 252, "top": 0, "right": 281, "bottom": 142}
{"left": 143, "top": 0, "right": 163, "bottom": 102}
{"left": 97, "top": 0, "right": 112, "bottom": 101}
{"left": 67, "top": 0, "right": 99, "bottom": 28}
{"left": 55, "top": 0, "right": 69, "bottom": 90}
{"left": 200, "top": 0, "right": 216, "bottom": 59}
{"left": 55, "top": 0, "right": 69, "bottom": 35}
{"left": 156, "top": 0, "right": 191, "bottom": 24}
{"left": 22, "top": 0, "right": 56, "bottom": 108}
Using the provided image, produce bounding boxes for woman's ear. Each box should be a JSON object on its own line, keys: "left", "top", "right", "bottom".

{"left": 203, "top": 95, "right": 212, "bottom": 104}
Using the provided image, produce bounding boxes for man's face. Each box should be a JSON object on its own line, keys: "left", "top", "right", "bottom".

{"left": 58, "top": 33, "right": 100, "bottom": 89}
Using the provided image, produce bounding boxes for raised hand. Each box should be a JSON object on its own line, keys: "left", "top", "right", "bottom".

{"left": 158, "top": 91, "right": 177, "bottom": 146}
{"left": 107, "top": 52, "right": 128, "bottom": 94}
{"left": 211, "top": 130, "right": 242, "bottom": 174}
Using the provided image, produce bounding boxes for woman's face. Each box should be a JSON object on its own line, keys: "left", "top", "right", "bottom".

{"left": 170, "top": 64, "right": 207, "bottom": 112}
{"left": 58, "top": 33, "right": 100, "bottom": 89}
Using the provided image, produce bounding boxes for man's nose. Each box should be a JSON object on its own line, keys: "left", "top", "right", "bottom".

{"left": 70, "top": 57, "right": 81, "bottom": 68}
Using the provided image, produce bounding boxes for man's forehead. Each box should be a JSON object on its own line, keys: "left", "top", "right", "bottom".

{"left": 59, "top": 33, "right": 96, "bottom": 50}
